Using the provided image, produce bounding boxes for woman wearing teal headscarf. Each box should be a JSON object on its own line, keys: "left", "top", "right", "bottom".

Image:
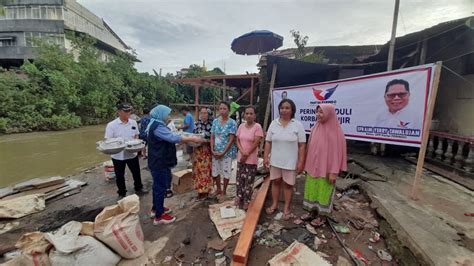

{"left": 147, "top": 105, "right": 202, "bottom": 225}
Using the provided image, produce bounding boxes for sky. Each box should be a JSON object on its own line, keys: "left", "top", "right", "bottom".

{"left": 78, "top": 0, "right": 471, "bottom": 75}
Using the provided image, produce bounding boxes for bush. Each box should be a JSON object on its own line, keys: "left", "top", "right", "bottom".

{"left": 48, "top": 114, "right": 82, "bottom": 130}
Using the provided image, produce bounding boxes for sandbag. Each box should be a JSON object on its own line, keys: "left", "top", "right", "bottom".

{"left": 1, "top": 232, "right": 52, "bottom": 266}
{"left": 45, "top": 221, "right": 120, "bottom": 266}
{"left": 49, "top": 236, "right": 120, "bottom": 266}
{"left": 94, "top": 195, "right": 145, "bottom": 259}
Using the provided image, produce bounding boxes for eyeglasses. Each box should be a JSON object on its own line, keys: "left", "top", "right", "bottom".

{"left": 385, "top": 92, "right": 409, "bottom": 99}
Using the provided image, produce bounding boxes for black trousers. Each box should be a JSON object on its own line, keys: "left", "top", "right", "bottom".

{"left": 112, "top": 156, "right": 143, "bottom": 196}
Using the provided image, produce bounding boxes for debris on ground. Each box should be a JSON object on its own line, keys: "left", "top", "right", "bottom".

{"left": 208, "top": 201, "right": 245, "bottom": 240}
{"left": 207, "top": 238, "right": 227, "bottom": 251}
{"left": 273, "top": 212, "right": 283, "bottom": 221}
{"left": 334, "top": 195, "right": 379, "bottom": 229}
{"left": 220, "top": 206, "right": 236, "bottom": 219}
{"left": 0, "top": 178, "right": 87, "bottom": 219}
{"left": 305, "top": 224, "right": 318, "bottom": 235}
{"left": 0, "top": 222, "right": 20, "bottom": 235}
{"left": 333, "top": 224, "right": 350, "bottom": 234}
{"left": 336, "top": 178, "right": 360, "bottom": 191}
{"left": 336, "top": 255, "right": 352, "bottom": 266}
{"left": 268, "top": 222, "right": 285, "bottom": 234}
{"left": 268, "top": 241, "right": 331, "bottom": 266}
{"left": 369, "top": 231, "right": 381, "bottom": 243}
{"left": 215, "top": 255, "right": 227, "bottom": 266}
{"left": 0, "top": 195, "right": 159, "bottom": 266}
{"left": 0, "top": 194, "right": 46, "bottom": 219}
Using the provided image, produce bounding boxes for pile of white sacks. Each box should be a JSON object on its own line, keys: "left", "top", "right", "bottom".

{"left": 2, "top": 195, "right": 144, "bottom": 266}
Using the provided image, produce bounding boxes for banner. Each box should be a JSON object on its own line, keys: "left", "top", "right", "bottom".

{"left": 272, "top": 64, "right": 436, "bottom": 147}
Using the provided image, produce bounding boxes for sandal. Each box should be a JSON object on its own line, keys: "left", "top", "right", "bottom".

{"left": 266, "top": 207, "right": 278, "bottom": 215}
{"left": 300, "top": 212, "right": 313, "bottom": 221}
{"left": 310, "top": 217, "right": 325, "bottom": 227}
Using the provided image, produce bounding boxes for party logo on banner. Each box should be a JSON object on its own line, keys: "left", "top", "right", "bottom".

{"left": 310, "top": 85, "right": 338, "bottom": 104}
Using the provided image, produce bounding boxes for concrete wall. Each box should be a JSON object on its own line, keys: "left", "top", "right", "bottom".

{"left": 0, "top": 46, "right": 36, "bottom": 59}
{"left": 4, "top": 0, "right": 63, "bottom": 5}
{"left": 63, "top": 0, "right": 128, "bottom": 52}
{"left": 433, "top": 59, "right": 474, "bottom": 137}
{"left": 0, "top": 32, "right": 25, "bottom": 46}
{"left": 0, "top": 19, "right": 64, "bottom": 33}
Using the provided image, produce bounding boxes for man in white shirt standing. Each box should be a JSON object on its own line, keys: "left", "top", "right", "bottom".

{"left": 105, "top": 104, "right": 149, "bottom": 199}
{"left": 375, "top": 79, "right": 422, "bottom": 130}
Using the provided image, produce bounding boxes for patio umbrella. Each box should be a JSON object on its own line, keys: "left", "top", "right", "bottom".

{"left": 231, "top": 30, "right": 283, "bottom": 55}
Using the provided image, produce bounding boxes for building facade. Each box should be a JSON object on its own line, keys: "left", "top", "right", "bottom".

{"left": 0, "top": 0, "right": 131, "bottom": 68}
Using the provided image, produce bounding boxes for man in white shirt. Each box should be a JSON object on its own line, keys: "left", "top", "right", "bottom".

{"left": 105, "top": 104, "right": 149, "bottom": 198}
{"left": 375, "top": 79, "right": 422, "bottom": 130}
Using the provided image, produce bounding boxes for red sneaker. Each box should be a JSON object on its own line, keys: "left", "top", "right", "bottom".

{"left": 153, "top": 213, "right": 176, "bottom": 225}
{"left": 149, "top": 208, "right": 172, "bottom": 218}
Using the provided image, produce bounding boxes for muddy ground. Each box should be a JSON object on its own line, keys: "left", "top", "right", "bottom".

{"left": 1, "top": 155, "right": 397, "bottom": 265}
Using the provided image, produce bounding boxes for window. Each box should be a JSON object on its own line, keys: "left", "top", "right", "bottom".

{"left": 56, "top": 7, "right": 63, "bottom": 20}
{"left": 46, "top": 6, "right": 56, "bottom": 19}
{"left": 32, "top": 7, "right": 40, "bottom": 19}
{"left": 18, "top": 6, "right": 26, "bottom": 19}
{"left": 0, "top": 37, "right": 16, "bottom": 47}
{"left": 40, "top": 6, "right": 47, "bottom": 19}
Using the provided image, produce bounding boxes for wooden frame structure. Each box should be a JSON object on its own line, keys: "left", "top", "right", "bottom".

{"left": 172, "top": 74, "right": 260, "bottom": 117}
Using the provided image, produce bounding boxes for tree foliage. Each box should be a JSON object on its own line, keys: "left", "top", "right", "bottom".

{"left": 290, "top": 29, "right": 326, "bottom": 63}
{"left": 0, "top": 36, "right": 176, "bottom": 133}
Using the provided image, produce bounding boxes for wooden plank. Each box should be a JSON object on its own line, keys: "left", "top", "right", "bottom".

{"left": 234, "top": 88, "right": 251, "bottom": 104}
{"left": 12, "top": 176, "right": 65, "bottom": 192}
{"left": 411, "top": 62, "right": 442, "bottom": 200}
{"left": 250, "top": 78, "right": 254, "bottom": 105}
{"left": 2, "top": 183, "right": 67, "bottom": 200}
{"left": 45, "top": 179, "right": 87, "bottom": 200}
{"left": 232, "top": 176, "right": 270, "bottom": 265}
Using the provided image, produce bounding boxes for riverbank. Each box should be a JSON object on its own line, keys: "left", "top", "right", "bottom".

{"left": 0, "top": 125, "right": 107, "bottom": 187}
{"left": 0, "top": 116, "right": 185, "bottom": 187}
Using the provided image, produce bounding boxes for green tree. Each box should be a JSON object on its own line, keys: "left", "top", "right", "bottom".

{"left": 290, "top": 29, "right": 326, "bottom": 63}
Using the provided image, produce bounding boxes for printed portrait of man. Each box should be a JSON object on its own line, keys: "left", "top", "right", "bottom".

{"left": 374, "top": 79, "right": 422, "bottom": 129}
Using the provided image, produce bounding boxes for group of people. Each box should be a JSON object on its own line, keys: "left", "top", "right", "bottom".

{"left": 105, "top": 98, "right": 347, "bottom": 227}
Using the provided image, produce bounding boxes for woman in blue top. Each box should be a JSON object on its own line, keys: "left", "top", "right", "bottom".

{"left": 211, "top": 101, "right": 238, "bottom": 199}
{"left": 146, "top": 105, "right": 202, "bottom": 225}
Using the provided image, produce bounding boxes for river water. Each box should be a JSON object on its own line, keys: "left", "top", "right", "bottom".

{"left": 0, "top": 125, "right": 108, "bottom": 187}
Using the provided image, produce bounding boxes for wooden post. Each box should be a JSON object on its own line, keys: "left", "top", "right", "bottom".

{"left": 419, "top": 39, "right": 428, "bottom": 65}
{"left": 410, "top": 62, "right": 442, "bottom": 200}
{"left": 194, "top": 85, "right": 199, "bottom": 119}
{"left": 223, "top": 79, "right": 227, "bottom": 101}
{"left": 378, "top": 0, "right": 400, "bottom": 156}
{"left": 250, "top": 78, "right": 254, "bottom": 105}
{"left": 263, "top": 64, "right": 277, "bottom": 133}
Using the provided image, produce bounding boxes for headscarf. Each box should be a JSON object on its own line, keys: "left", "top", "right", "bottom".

{"left": 304, "top": 104, "right": 347, "bottom": 178}
{"left": 145, "top": 105, "right": 172, "bottom": 134}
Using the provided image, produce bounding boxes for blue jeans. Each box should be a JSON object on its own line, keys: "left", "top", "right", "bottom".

{"left": 151, "top": 168, "right": 172, "bottom": 217}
